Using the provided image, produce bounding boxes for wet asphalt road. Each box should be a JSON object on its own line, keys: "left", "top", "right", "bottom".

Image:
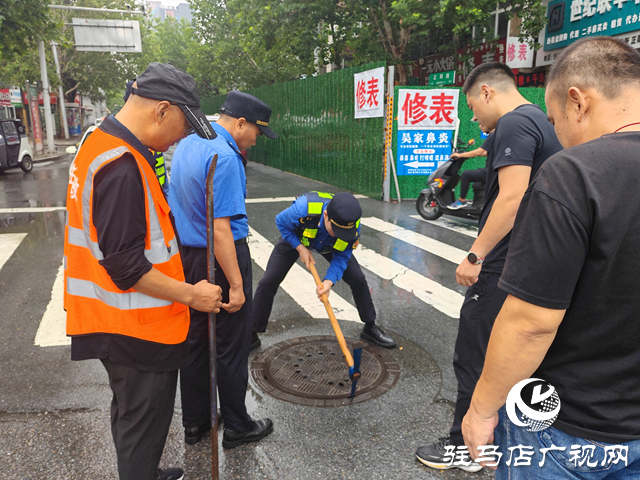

{"left": 0, "top": 152, "right": 494, "bottom": 479}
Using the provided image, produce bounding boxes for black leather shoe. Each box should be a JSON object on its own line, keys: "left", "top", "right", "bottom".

{"left": 361, "top": 323, "right": 396, "bottom": 348}
{"left": 156, "top": 468, "right": 184, "bottom": 480}
{"left": 251, "top": 332, "right": 261, "bottom": 350}
{"left": 222, "top": 418, "right": 274, "bottom": 449}
{"left": 184, "top": 411, "right": 223, "bottom": 444}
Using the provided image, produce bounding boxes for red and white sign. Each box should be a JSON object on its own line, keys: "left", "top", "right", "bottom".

{"left": 354, "top": 67, "right": 385, "bottom": 119}
{"left": 506, "top": 37, "right": 534, "bottom": 69}
{"left": 397, "top": 89, "right": 459, "bottom": 130}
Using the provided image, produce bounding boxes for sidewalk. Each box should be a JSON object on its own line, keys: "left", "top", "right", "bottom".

{"left": 29, "top": 136, "right": 80, "bottom": 163}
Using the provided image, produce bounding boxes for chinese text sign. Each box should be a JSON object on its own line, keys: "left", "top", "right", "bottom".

{"left": 354, "top": 67, "right": 385, "bottom": 119}
{"left": 397, "top": 130, "right": 452, "bottom": 176}
{"left": 397, "top": 89, "right": 459, "bottom": 130}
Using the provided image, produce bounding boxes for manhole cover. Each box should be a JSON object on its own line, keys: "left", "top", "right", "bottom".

{"left": 250, "top": 335, "right": 400, "bottom": 407}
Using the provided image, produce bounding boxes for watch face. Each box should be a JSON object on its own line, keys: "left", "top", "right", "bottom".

{"left": 468, "top": 252, "right": 478, "bottom": 264}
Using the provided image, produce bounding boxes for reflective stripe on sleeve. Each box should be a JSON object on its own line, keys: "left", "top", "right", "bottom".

{"left": 308, "top": 202, "right": 324, "bottom": 215}
{"left": 333, "top": 238, "right": 348, "bottom": 251}
{"left": 303, "top": 228, "right": 318, "bottom": 239}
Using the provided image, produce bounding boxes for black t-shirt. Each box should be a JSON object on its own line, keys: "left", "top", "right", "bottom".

{"left": 480, "top": 132, "right": 494, "bottom": 153}
{"left": 480, "top": 104, "right": 562, "bottom": 272}
{"left": 499, "top": 132, "right": 640, "bottom": 443}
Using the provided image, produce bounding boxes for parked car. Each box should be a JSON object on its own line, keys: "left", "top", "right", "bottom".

{"left": 0, "top": 119, "right": 33, "bottom": 173}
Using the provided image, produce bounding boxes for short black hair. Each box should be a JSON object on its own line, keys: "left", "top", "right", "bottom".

{"left": 546, "top": 36, "right": 640, "bottom": 108}
{"left": 462, "top": 62, "right": 517, "bottom": 95}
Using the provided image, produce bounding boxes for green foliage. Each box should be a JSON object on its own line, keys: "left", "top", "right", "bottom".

{"left": 0, "top": 0, "right": 59, "bottom": 59}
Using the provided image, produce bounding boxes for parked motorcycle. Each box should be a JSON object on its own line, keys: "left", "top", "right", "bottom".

{"left": 415, "top": 138, "right": 485, "bottom": 221}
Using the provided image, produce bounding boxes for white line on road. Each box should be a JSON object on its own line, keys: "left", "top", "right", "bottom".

{"left": 0, "top": 233, "right": 27, "bottom": 271}
{"left": 246, "top": 194, "right": 368, "bottom": 204}
{"left": 353, "top": 246, "right": 464, "bottom": 318}
{"left": 0, "top": 207, "right": 66, "bottom": 214}
{"left": 361, "top": 217, "right": 468, "bottom": 264}
{"left": 35, "top": 262, "right": 70, "bottom": 347}
{"left": 409, "top": 215, "right": 478, "bottom": 238}
{"left": 248, "top": 227, "right": 360, "bottom": 322}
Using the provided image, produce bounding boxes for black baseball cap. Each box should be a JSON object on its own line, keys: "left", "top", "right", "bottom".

{"left": 131, "top": 62, "right": 216, "bottom": 140}
{"left": 219, "top": 91, "right": 277, "bottom": 139}
{"left": 326, "top": 193, "right": 362, "bottom": 241}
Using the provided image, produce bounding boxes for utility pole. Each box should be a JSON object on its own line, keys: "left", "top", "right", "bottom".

{"left": 51, "top": 42, "right": 69, "bottom": 139}
{"left": 38, "top": 40, "right": 56, "bottom": 154}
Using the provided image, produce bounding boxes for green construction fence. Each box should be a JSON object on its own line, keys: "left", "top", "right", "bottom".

{"left": 200, "top": 69, "right": 547, "bottom": 200}
{"left": 200, "top": 61, "right": 386, "bottom": 199}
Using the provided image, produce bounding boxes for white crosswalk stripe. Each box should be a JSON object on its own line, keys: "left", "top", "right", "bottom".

{"left": 409, "top": 215, "right": 478, "bottom": 238}
{"left": 0, "top": 233, "right": 27, "bottom": 271}
{"left": 30, "top": 212, "right": 474, "bottom": 347}
{"left": 361, "top": 217, "right": 467, "bottom": 264}
{"left": 353, "top": 246, "right": 464, "bottom": 319}
{"left": 248, "top": 227, "right": 361, "bottom": 322}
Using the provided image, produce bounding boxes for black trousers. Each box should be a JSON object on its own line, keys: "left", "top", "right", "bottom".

{"left": 101, "top": 359, "right": 178, "bottom": 480}
{"left": 449, "top": 271, "right": 508, "bottom": 446}
{"left": 460, "top": 167, "right": 487, "bottom": 199}
{"left": 179, "top": 243, "right": 253, "bottom": 433}
{"left": 252, "top": 238, "right": 376, "bottom": 334}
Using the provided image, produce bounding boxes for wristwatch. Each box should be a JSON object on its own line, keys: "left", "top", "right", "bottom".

{"left": 467, "top": 252, "right": 484, "bottom": 265}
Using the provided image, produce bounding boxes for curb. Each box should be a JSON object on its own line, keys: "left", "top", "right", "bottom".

{"left": 33, "top": 153, "right": 71, "bottom": 164}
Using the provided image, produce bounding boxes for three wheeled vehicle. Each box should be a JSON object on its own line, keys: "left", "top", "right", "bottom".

{"left": 0, "top": 119, "right": 33, "bottom": 173}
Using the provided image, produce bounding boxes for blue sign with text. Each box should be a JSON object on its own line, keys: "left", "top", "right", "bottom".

{"left": 397, "top": 130, "right": 452, "bottom": 176}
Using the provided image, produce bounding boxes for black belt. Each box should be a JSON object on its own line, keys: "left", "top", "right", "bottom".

{"left": 234, "top": 237, "right": 248, "bottom": 245}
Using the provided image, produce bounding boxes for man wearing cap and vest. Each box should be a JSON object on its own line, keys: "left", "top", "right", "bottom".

{"left": 252, "top": 192, "right": 397, "bottom": 349}
{"left": 169, "top": 91, "right": 277, "bottom": 449}
{"left": 64, "top": 63, "right": 223, "bottom": 480}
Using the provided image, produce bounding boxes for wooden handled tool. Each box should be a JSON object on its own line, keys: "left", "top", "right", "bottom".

{"left": 308, "top": 262, "right": 360, "bottom": 385}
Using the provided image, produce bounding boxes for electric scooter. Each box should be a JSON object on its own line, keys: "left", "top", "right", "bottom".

{"left": 415, "top": 138, "right": 485, "bottom": 221}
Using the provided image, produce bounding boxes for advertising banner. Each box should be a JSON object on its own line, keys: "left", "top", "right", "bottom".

{"left": 397, "top": 89, "right": 459, "bottom": 130}
{"left": 396, "top": 129, "right": 452, "bottom": 176}
{"left": 354, "top": 67, "right": 385, "bottom": 118}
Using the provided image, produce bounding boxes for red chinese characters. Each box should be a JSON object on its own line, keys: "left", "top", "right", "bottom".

{"left": 429, "top": 92, "right": 455, "bottom": 125}
{"left": 356, "top": 79, "right": 367, "bottom": 109}
{"left": 401, "top": 92, "right": 429, "bottom": 125}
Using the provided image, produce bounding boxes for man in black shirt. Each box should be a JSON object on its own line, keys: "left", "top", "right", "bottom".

{"left": 416, "top": 62, "right": 562, "bottom": 472}
{"left": 463, "top": 37, "right": 640, "bottom": 479}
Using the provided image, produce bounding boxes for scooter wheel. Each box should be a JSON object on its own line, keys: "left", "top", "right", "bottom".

{"left": 416, "top": 193, "right": 442, "bottom": 220}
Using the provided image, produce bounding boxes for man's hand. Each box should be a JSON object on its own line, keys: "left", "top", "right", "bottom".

{"left": 296, "top": 244, "right": 316, "bottom": 270}
{"left": 317, "top": 279, "right": 333, "bottom": 299}
{"left": 456, "top": 258, "right": 482, "bottom": 286}
{"left": 450, "top": 152, "right": 463, "bottom": 160}
{"left": 462, "top": 404, "right": 500, "bottom": 470}
{"left": 190, "top": 280, "right": 223, "bottom": 313}
{"left": 222, "top": 285, "right": 245, "bottom": 313}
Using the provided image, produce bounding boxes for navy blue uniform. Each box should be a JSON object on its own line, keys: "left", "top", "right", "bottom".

{"left": 169, "top": 122, "right": 253, "bottom": 433}
{"left": 252, "top": 193, "right": 375, "bottom": 334}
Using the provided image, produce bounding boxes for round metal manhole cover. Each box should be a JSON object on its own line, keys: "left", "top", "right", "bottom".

{"left": 250, "top": 335, "right": 400, "bottom": 407}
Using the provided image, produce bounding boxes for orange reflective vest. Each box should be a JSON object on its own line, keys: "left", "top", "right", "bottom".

{"left": 64, "top": 128, "right": 189, "bottom": 344}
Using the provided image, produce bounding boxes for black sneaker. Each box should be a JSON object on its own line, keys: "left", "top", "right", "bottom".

{"left": 156, "top": 468, "right": 184, "bottom": 480}
{"left": 415, "top": 436, "right": 482, "bottom": 473}
{"left": 360, "top": 323, "right": 396, "bottom": 348}
{"left": 251, "top": 332, "right": 261, "bottom": 350}
{"left": 222, "top": 418, "right": 273, "bottom": 449}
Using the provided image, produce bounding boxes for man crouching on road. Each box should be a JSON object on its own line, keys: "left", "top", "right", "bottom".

{"left": 252, "top": 191, "right": 396, "bottom": 349}
{"left": 64, "top": 63, "right": 223, "bottom": 480}
{"left": 463, "top": 37, "right": 640, "bottom": 478}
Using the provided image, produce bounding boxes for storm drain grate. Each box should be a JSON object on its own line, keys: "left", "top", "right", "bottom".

{"left": 250, "top": 335, "right": 400, "bottom": 407}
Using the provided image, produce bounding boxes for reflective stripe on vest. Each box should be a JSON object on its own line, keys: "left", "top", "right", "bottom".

{"left": 303, "top": 228, "right": 317, "bottom": 238}
{"left": 333, "top": 238, "right": 348, "bottom": 251}
{"left": 308, "top": 202, "right": 323, "bottom": 215}
{"left": 64, "top": 129, "right": 188, "bottom": 344}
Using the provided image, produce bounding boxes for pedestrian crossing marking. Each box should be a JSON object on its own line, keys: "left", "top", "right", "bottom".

{"left": 248, "top": 227, "right": 361, "bottom": 322}
{"left": 0, "top": 207, "right": 66, "bottom": 214}
{"left": 353, "top": 246, "right": 464, "bottom": 319}
{"left": 246, "top": 195, "right": 368, "bottom": 204}
{"left": 34, "top": 262, "right": 69, "bottom": 347}
{"left": 0, "top": 233, "right": 27, "bottom": 271}
{"left": 409, "top": 215, "right": 478, "bottom": 238}
{"left": 361, "top": 217, "right": 468, "bottom": 264}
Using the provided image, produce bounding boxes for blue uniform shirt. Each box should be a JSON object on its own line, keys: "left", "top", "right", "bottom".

{"left": 276, "top": 196, "right": 358, "bottom": 284}
{"left": 169, "top": 122, "right": 248, "bottom": 247}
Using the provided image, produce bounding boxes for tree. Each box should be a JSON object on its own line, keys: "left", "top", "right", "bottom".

{"left": 0, "top": 0, "right": 59, "bottom": 59}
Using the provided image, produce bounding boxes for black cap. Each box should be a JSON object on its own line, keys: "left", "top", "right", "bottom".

{"left": 131, "top": 62, "right": 216, "bottom": 140}
{"left": 326, "top": 193, "right": 362, "bottom": 241}
{"left": 123, "top": 80, "right": 134, "bottom": 103}
{"left": 220, "top": 91, "right": 277, "bottom": 139}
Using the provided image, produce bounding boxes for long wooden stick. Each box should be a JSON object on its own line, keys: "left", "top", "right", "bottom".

{"left": 206, "top": 154, "right": 219, "bottom": 480}
{"left": 308, "top": 262, "right": 354, "bottom": 369}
